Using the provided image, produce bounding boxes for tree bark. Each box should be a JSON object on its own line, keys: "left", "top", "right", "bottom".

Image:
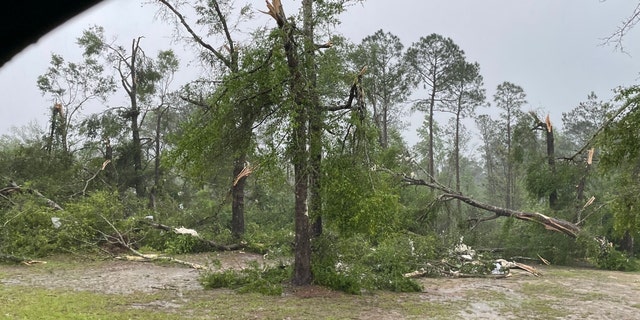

{"left": 390, "top": 171, "right": 581, "bottom": 238}
{"left": 265, "top": 0, "right": 313, "bottom": 285}
{"left": 231, "top": 154, "right": 247, "bottom": 238}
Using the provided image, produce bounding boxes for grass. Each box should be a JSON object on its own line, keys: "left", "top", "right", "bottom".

{"left": 1, "top": 256, "right": 639, "bottom": 319}
{"left": 0, "top": 284, "right": 464, "bottom": 320}
{"left": 0, "top": 286, "right": 181, "bottom": 320}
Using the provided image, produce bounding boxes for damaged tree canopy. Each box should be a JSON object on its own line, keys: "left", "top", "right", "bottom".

{"left": 385, "top": 170, "right": 581, "bottom": 238}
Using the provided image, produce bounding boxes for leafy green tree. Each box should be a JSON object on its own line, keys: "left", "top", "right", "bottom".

{"left": 475, "top": 114, "right": 501, "bottom": 202}
{"left": 406, "top": 34, "right": 464, "bottom": 181}
{"left": 264, "top": 0, "right": 368, "bottom": 285}
{"left": 77, "top": 26, "right": 179, "bottom": 201}
{"left": 599, "top": 86, "right": 640, "bottom": 253}
{"left": 562, "top": 92, "right": 614, "bottom": 150}
{"left": 36, "top": 53, "right": 115, "bottom": 154}
{"left": 157, "top": 0, "right": 268, "bottom": 238}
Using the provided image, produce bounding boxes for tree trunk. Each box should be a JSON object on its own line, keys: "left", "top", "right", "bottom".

{"left": 455, "top": 103, "right": 462, "bottom": 215}
{"left": 381, "top": 99, "right": 389, "bottom": 149}
{"left": 231, "top": 154, "right": 246, "bottom": 238}
{"left": 428, "top": 81, "right": 436, "bottom": 182}
{"left": 128, "top": 38, "right": 145, "bottom": 198}
{"left": 546, "top": 122, "right": 558, "bottom": 208}
{"left": 506, "top": 108, "right": 513, "bottom": 210}
{"left": 305, "top": 0, "right": 323, "bottom": 238}
{"left": 265, "top": 0, "right": 313, "bottom": 285}
{"left": 621, "top": 230, "right": 634, "bottom": 254}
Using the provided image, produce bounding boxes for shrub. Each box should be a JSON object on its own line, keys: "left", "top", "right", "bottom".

{"left": 312, "top": 232, "right": 438, "bottom": 294}
{"left": 200, "top": 261, "right": 289, "bottom": 295}
{"left": 0, "top": 195, "right": 59, "bottom": 257}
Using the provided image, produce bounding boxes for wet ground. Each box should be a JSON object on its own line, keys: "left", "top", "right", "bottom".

{"left": 1, "top": 252, "right": 639, "bottom": 319}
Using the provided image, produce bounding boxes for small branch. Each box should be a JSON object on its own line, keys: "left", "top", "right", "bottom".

{"left": 82, "top": 160, "right": 111, "bottom": 196}
{"left": 601, "top": 2, "right": 640, "bottom": 53}
{"left": 141, "top": 220, "right": 245, "bottom": 251}
{"left": 157, "top": 0, "right": 232, "bottom": 68}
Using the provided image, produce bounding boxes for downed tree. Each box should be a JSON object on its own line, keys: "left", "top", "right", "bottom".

{"left": 403, "top": 240, "right": 541, "bottom": 279}
{"left": 0, "top": 181, "right": 64, "bottom": 211}
{"left": 140, "top": 219, "right": 246, "bottom": 251}
{"left": 384, "top": 169, "right": 581, "bottom": 238}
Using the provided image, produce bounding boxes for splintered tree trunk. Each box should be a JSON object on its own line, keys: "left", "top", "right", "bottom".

{"left": 231, "top": 154, "right": 246, "bottom": 238}
{"left": 265, "top": 0, "right": 313, "bottom": 285}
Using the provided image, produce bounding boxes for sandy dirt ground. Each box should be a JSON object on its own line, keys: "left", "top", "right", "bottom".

{"left": 1, "top": 252, "right": 639, "bottom": 319}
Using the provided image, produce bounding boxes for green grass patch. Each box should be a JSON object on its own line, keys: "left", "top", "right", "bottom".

{"left": 0, "top": 285, "right": 182, "bottom": 320}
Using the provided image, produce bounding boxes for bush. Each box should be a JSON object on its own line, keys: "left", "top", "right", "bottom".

{"left": 0, "top": 190, "right": 151, "bottom": 258}
{"left": 200, "top": 261, "right": 290, "bottom": 295}
{"left": 0, "top": 195, "right": 59, "bottom": 257}
{"left": 581, "top": 235, "right": 639, "bottom": 271}
{"left": 312, "top": 232, "right": 438, "bottom": 294}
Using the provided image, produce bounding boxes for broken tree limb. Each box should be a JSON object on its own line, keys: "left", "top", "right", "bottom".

{"left": 382, "top": 169, "right": 581, "bottom": 238}
{"left": 2, "top": 182, "right": 63, "bottom": 210}
{"left": 140, "top": 220, "right": 245, "bottom": 251}
{"left": 116, "top": 252, "right": 206, "bottom": 270}
{"left": 441, "top": 192, "right": 580, "bottom": 238}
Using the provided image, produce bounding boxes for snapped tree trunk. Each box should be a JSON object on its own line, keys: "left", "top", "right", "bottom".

{"left": 231, "top": 154, "right": 247, "bottom": 238}
{"left": 265, "top": 0, "right": 313, "bottom": 285}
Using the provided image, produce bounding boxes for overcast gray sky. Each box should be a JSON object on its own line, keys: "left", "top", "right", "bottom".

{"left": 0, "top": 0, "right": 639, "bottom": 146}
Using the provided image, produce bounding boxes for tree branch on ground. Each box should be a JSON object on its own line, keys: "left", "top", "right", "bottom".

{"left": 96, "top": 214, "right": 208, "bottom": 270}
{"left": 141, "top": 219, "right": 245, "bottom": 251}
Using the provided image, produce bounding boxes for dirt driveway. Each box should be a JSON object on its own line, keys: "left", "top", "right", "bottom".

{"left": 1, "top": 252, "right": 639, "bottom": 319}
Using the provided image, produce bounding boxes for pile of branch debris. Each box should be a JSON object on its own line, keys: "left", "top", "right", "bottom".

{"left": 404, "top": 238, "right": 542, "bottom": 279}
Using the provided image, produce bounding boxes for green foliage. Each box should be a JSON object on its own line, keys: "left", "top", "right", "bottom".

{"left": 0, "top": 195, "right": 59, "bottom": 257}
{"left": 322, "top": 155, "right": 402, "bottom": 239}
{"left": 163, "top": 234, "right": 207, "bottom": 255}
{"left": 312, "top": 232, "right": 438, "bottom": 294}
{"left": 599, "top": 86, "right": 640, "bottom": 253}
{"left": 200, "top": 261, "right": 290, "bottom": 296}
{"left": 243, "top": 222, "right": 293, "bottom": 256}
{"left": 580, "top": 235, "right": 639, "bottom": 271}
{"left": 57, "top": 190, "right": 140, "bottom": 252}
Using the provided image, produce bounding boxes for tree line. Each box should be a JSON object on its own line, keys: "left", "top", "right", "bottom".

{"left": 1, "top": 0, "right": 640, "bottom": 288}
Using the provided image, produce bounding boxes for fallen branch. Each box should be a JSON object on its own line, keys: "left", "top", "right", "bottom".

{"left": 141, "top": 220, "right": 245, "bottom": 251}
{"left": 96, "top": 214, "right": 207, "bottom": 270}
{"left": 116, "top": 253, "right": 206, "bottom": 270}
{"left": 0, "top": 253, "right": 46, "bottom": 265}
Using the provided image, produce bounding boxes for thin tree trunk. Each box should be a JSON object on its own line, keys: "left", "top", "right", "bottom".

{"left": 231, "top": 153, "right": 246, "bottom": 238}
{"left": 305, "top": 0, "right": 322, "bottom": 237}
{"left": 429, "top": 83, "right": 436, "bottom": 182}
{"left": 128, "top": 38, "right": 145, "bottom": 198}
{"left": 545, "top": 119, "right": 558, "bottom": 208}
{"left": 454, "top": 100, "right": 462, "bottom": 216}
{"left": 506, "top": 109, "right": 512, "bottom": 209}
